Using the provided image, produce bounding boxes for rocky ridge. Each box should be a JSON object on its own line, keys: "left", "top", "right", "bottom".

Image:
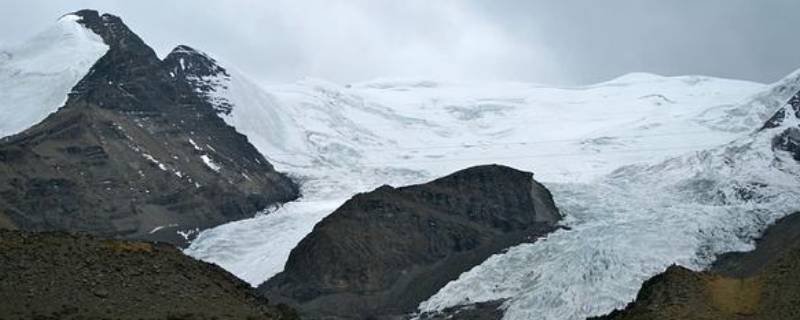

{"left": 0, "top": 10, "right": 299, "bottom": 246}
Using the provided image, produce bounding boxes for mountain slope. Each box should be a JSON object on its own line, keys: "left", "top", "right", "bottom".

{"left": 259, "top": 165, "right": 561, "bottom": 319}
{"left": 0, "top": 10, "right": 298, "bottom": 246}
{"left": 0, "top": 230, "right": 298, "bottom": 320}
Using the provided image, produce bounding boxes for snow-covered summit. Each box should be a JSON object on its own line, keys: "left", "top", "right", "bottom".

{"left": 595, "top": 72, "right": 667, "bottom": 85}
{"left": 0, "top": 11, "right": 107, "bottom": 138}
{"left": 68, "top": 9, "right": 147, "bottom": 52}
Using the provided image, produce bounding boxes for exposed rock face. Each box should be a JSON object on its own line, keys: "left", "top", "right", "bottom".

{"left": 763, "top": 89, "right": 800, "bottom": 160}
{"left": 0, "top": 10, "right": 299, "bottom": 246}
{"left": 592, "top": 212, "right": 800, "bottom": 320}
{"left": 762, "top": 91, "right": 800, "bottom": 130}
{"left": 259, "top": 164, "right": 561, "bottom": 319}
{"left": 163, "top": 44, "right": 234, "bottom": 115}
{"left": 417, "top": 301, "right": 505, "bottom": 320}
{"left": 773, "top": 128, "right": 800, "bottom": 161}
{"left": 0, "top": 230, "right": 298, "bottom": 320}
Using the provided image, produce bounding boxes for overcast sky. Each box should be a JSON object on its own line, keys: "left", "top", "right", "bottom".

{"left": 2, "top": 0, "right": 799, "bottom": 85}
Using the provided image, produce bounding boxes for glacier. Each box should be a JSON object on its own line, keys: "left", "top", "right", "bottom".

{"left": 183, "top": 60, "right": 800, "bottom": 319}
{"left": 418, "top": 121, "right": 800, "bottom": 319}
{"left": 182, "top": 59, "right": 781, "bottom": 292}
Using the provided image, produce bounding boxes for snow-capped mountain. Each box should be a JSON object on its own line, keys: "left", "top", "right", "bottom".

{"left": 0, "top": 14, "right": 107, "bottom": 138}
{"left": 0, "top": 10, "right": 298, "bottom": 246}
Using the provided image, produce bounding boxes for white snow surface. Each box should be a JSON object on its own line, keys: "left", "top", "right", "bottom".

{"left": 200, "top": 154, "right": 221, "bottom": 172}
{"left": 0, "top": 14, "right": 108, "bottom": 138}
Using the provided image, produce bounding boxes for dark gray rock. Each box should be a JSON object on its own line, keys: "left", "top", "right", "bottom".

{"left": 761, "top": 87, "right": 800, "bottom": 161}
{"left": 259, "top": 164, "right": 561, "bottom": 319}
{"left": 417, "top": 300, "right": 505, "bottom": 320}
{"left": 772, "top": 127, "right": 800, "bottom": 161}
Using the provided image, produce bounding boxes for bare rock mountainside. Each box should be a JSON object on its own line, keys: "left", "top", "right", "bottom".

{"left": 259, "top": 164, "right": 562, "bottom": 319}
{"left": 0, "top": 230, "right": 298, "bottom": 320}
{"left": 0, "top": 10, "right": 299, "bottom": 246}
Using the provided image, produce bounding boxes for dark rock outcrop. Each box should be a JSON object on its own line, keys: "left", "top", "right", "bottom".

{"left": 762, "top": 90, "right": 800, "bottom": 130}
{"left": 762, "top": 88, "right": 800, "bottom": 160}
{"left": 0, "top": 230, "right": 298, "bottom": 320}
{"left": 417, "top": 300, "right": 505, "bottom": 320}
{"left": 592, "top": 212, "right": 800, "bottom": 320}
{"left": 259, "top": 164, "right": 561, "bottom": 319}
{"left": 773, "top": 128, "right": 800, "bottom": 161}
{"left": 0, "top": 10, "right": 299, "bottom": 246}
{"left": 163, "top": 44, "right": 234, "bottom": 114}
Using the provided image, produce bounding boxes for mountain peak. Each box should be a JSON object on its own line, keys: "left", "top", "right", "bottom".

{"left": 170, "top": 44, "right": 204, "bottom": 56}
{"left": 163, "top": 45, "right": 232, "bottom": 114}
{"left": 164, "top": 44, "right": 229, "bottom": 79}
{"left": 69, "top": 9, "right": 123, "bottom": 29}
{"left": 66, "top": 9, "right": 101, "bottom": 21}
{"left": 65, "top": 9, "right": 151, "bottom": 57}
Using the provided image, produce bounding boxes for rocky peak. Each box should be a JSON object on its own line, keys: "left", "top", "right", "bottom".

{"left": 66, "top": 10, "right": 168, "bottom": 112}
{"left": 260, "top": 164, "right": 561, "bottom": 319}
{"left": 164, "top": 45, "right": 229, "bottom": 79}
{"left": 163, "top": 45, "right": 233, "bottom": 114}
{"left": 70, "top": 9, "right": 154, "bottom": 58}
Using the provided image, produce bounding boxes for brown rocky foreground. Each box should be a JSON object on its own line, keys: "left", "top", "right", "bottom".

{"left": 0, "top": 230, "right": 298, "bottom": 320}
